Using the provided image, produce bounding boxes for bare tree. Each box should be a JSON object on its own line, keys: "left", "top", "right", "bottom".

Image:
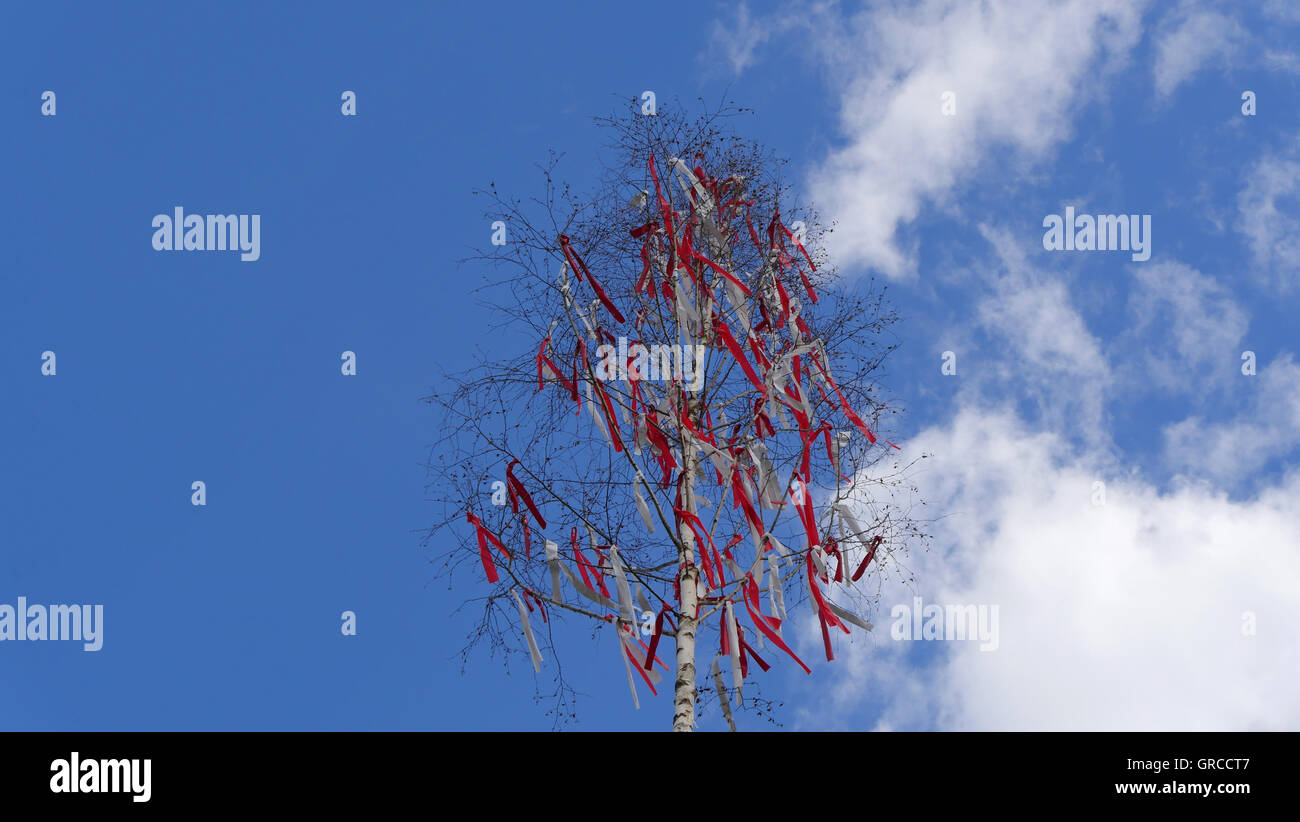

{"left": 424, "top": 99, "right": 927, "bottom": 731}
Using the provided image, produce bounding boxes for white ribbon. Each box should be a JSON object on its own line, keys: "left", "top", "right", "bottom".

{"left": 810, "top": 544, "right": 829, "bottom": 578}
{"left": 544, "top": 539, "right": 563, "bottom": 602}
{"left": 620, "top": 628, "right": 662, "bottom": 686}
{"left": 766, "top": 532, "right": 791, "bottom": 557}
{"left": 632, "top": 412, "right": 645, "bottom": 456}
{"left": 724, "top": 278, "right": 751, "bottom": 335}
{"left": 673, "top": 273, "right": 701, "bottom": 332}
{"left": 725, "top": 600, "right": 743, "bottom": 703}
{"left": 608, "top": 545, "right": 635, "bottom": 624}
{"left": 633, "top": 474, "right": 655, "bottom": 534}
{"left": 669, "top": 157, "right": 716, "bottom": 217}
{"left": 743, "top": 442, "right": 777, "bottom": 508}
{"left": 831, "top": 503, "right": 876, "bottom": 562}
{"left": 825, "top": 598, "right": 873, "bottom": 632}
{"left": 711, "top": 655, "right": 737, "bottom": 732}
{"left": 768, "top": 554, "right": 787, "bottom": 633}
{"left": 512, "top": 589, "right": 544, "bottom": 673}
{"left": 585, "top": 381, "right": 614, "bottom": 448}
{"left": 618, "top": 625, "right": 641, "bottom": 710}
{"left": 616, "top": 624, "right": 663, "bottom": 709}
{"left": 544, "top": 538, "right": 616, "bottom": 609}
{"left": 830, "top": 430, "right": 850, "bottom": 479}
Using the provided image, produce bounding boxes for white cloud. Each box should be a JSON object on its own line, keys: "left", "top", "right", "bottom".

{"left": 960, "top": 225, "right": 1114, "bottom": 438}
{"left": 1163, "top": 354, "right": 1300, "bottom": 486}
{"left": 1263, "top": 0, "right": 1300, "bottom": 24}
{"left": 805, "top": 406, "right": 1300, "bottom": 730}
{"left": 714, "top": 1, "right": 1300, "bottom": 279}
{"left": 1237, "top": 139, "right": 1300, "bottom": 292}
{"left": 710, "top": 2, "right": 780, "bottom": 75}
{"left": 736, "top": 0, "right": 1300, "bottom": 733}
{"left": 1119, "top": 260, "right": 1250, "bottom": 394}
{"left": 1152, "top": 6, "right": 1244, "bottom": 99}
{"left": 977, "top": 276, "right": 1112, "bottom": 434}
{"left": 785, "top": 228, "right": 1294, "bottom": 730}
{"left": 797, "top": 0, "right": 1145, "bottom": 277}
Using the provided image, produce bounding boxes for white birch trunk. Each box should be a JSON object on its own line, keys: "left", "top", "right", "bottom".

{"left": 673, "top": 401, "right": 700, "bottom": 732}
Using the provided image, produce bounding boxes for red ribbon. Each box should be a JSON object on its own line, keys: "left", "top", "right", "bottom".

{"left": 536, "top": 334, "right": 576, "bottom": 396}
{"left": 674, "top": 507, "right": 719, "bottom": 589}
{"left": 730, "top": 467, "right": 765, "bottom": 535}
{"left": 712, "top": 313, "right": 765, "bottom": 393}
{"left": 635, "top": 240, "right": 654, "bottom": 294}
{"left": 505, "top": 459, "right": 547, "bottom": 529}
{"left": 643, "top": 604, "right": 676, "bottom": 671}
{"left": 466, "top": 511, "right": 510, "bottom": 584}
{"left": 752, "top": 397, "right": 775, "bottom": 439}
{"left": 789, "top": 480, "right": 820, "bottom": 549}
{"left": 580, "top": 340, "right": 625, "bottom": 452}
{"left": 770, "top": 210, "right": 818, "bottom": 304}
{"left": 622, "top": 626, "right": 659, "bottom": 696}
{"left": 644, "top": 409, "right": 678, "bottom": 484}
{"left": 805, "top": 550, "right": 850, "bottom": 662}
{"left": 852, "top": 535, "right": 882, "bottom": 581}
{"left": 591, "top": 546, "right": 612, "bottom": 599}
{"left": 630, "top": 220, "right": 659, "bottom": 239}
{"left": 811, "top": 354, "right": 877, "bottom": 444}
{"left": 824, "top": 538, "right": 844, "bottom": 583}
{"left": 694, "top": 250, "right": 753, "bottom": 297}
{"left": 741, "top": 574, "right": 811, "bottom": 674}
{"left": 571, "top": 528, "right": 599, "bottom": 594}
{"left": 740, "top": 628, "right": 769, "bottom": 674}
{"left": 772, "top": 277, "right": 791, "bottom": 328}
{"left": 523, "top": 589, "right": 548, "bottom": 622}
{"left": 558, "top": 234, "right": 626, "bottom": 324}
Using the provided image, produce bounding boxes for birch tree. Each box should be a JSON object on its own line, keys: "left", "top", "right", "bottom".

{"left": 425, "top": 101, "right": 926, "bottom": 731}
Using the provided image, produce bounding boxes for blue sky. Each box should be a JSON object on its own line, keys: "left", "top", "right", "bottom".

{"left": 2, "top": 1, "right": 1298, "bottom": 731}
